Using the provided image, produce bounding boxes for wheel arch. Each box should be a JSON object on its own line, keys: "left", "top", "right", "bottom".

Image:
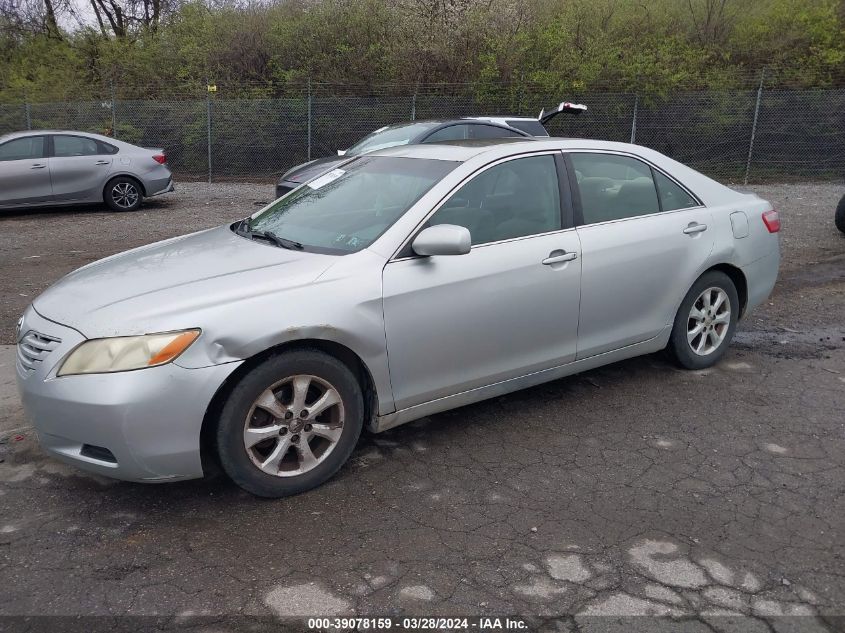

{"left": 104, "top": 173, "right": 147, "bottom": 198}
{"left": 706, "top": 263, "right": 748, "bottom": 318}
{"left": 199, "top": 338, "right": 378, "bottom": 477}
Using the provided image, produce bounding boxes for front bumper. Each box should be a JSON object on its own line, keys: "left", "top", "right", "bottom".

{"left": 15, "top": 306, "right": 241, "bottom": 483}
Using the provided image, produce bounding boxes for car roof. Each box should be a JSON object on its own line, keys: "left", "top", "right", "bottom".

{"left": 0, "top": 129, "right": 122, "bottom": 144}
{"left": 367, "top": 137, "right": 582, "bottom": 161}
{"left": 369, "top": 118, "right": 532, "bottom": 136}
{"left": 367, "top": 137, "right": 736, "bottom": 208}
{"left": 464, "top": 115, "right": 537, "bottom": 122}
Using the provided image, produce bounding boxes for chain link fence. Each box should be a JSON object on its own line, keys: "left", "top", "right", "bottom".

{"left": 1, "top": 84, "right": 843, "bottom": 184}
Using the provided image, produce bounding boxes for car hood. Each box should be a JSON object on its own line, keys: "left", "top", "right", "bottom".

{"left": 280, "top": 156, "right": 348, "bottom": 184}
{"left": 33, "top": 225, "right": 337, "bottom": 338}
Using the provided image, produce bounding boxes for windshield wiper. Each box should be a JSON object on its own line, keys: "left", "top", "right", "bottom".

{"left": 258, "top": 230, "right": 304, "bottom": 250}
{"left": 235, "top": 218, "right": 304, "bottom": 250}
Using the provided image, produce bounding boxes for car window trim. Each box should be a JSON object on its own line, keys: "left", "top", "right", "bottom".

{"left": 420, "top": 124, "right": 470, "bottom": 143}
{"left": 564, "top": 149, "right": 705, "bottom": 228}
{"left": 390, "top": 149, "right": 573, "bottom": 262}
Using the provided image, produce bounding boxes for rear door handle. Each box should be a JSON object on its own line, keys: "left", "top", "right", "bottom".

{"left": 542, "top": 251, "right": 578, "bottom": 265}
{"left": 30, "top": 163, "right": 46, "bottom": 169}
{"left": 95, "top": 160, "right": 110, "bottom": 165}
{"left": 683, "top": 223, "right": 708, "bottom": 235}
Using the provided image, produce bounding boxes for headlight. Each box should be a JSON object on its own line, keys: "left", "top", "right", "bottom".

{"left": 57, "top": 329, "right": 200, "bottom": 377}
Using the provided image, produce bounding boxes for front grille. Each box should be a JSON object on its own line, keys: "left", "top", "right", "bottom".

{"left": 17, "top": 330, "right": 61, "bottom": 374}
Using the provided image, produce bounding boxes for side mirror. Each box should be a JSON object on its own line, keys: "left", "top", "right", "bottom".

{"left": 412, "top": 224, "right": 471, "bottom": 257}
{"left": 337, "top": 149, "right": 347, "bottom": 156}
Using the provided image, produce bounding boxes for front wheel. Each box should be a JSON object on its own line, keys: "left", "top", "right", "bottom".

{"left": 669, "top": 271, "right": 739, "bottom": 370}
{"left": 216, "top": 350, "right": 364, "bottom": 498}
{"left": 104, "top": 177, "right": 143, "bottom": 212}
{"left": 836, "top": 194, "right": 845, "bottom": 234}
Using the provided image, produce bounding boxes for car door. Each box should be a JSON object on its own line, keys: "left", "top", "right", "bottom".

{"left": 568, "top": 151, "right": 714, "bottom": 359}
{"left": 0, "top": 135, "right": 51, "bottom": 206}
{"left": 48, "top": 134, "right": 113, "bottom": 202}
{"left": 382, "top": 153, "right": 582, "bottom": 411}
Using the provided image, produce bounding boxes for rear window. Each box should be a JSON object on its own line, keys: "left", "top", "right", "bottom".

{"left": 506, "top": 120, "right": 548, "bottom": 136}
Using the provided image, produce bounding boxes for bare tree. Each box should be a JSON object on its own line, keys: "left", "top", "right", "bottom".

{"left": 686, "top": 0, "right": 734, "bottom": 46}
{"left": 0, "top": 0, "right": 65, "bottom": 38}
{"left": 86, "top": 0, "right": 175, "bottom": 37}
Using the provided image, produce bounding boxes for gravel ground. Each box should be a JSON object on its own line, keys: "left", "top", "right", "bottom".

{"left": 0, "top": 180, "right": 843, "bottom": 631}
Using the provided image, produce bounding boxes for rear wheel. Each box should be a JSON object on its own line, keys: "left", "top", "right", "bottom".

{"left": 836, "top": 194, "right": 845, "bottom": 234}
{"left": 104, "top": 176, "right": 143, "bottom": 212}
{"left": 669, "top": 271, "right": 739, "bottom": 370}
{"left": 216, "top": 350, "right": 364, "bottom": 498}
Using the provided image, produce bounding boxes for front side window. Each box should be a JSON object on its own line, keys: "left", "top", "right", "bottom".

{"left": 654, "top": 170, "right": 699, "bottom": 211}
{"left": 427, "top": 154, "right": 561, "bottom": 245}
{"left": 570, "top": 153, "right": 660, "bottom": 224}
{"left": 53, "top": 135, "right": 99, "bottom": 157}
{"left": 249, "top": 156, "right": 457, "bottom": 254}
{"left": 0, "top": 136, "right": 45, "bottom": 161}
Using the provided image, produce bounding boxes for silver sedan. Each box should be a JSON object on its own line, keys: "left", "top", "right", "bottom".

{"left": 0, "top": 130, "right": 174, "bottom": 212}
{"left": 16, "top": 138, "right": 780, "bottom": 497}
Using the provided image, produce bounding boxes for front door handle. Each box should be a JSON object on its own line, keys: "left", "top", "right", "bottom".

{"left": 542, "top": 251, "right": 578, "bottom": 265}
{"left": 30, "top": 163, "right": 46, "bottom": 169}
{"left": 683, "top": 223, "right": 708, "bottom": 235}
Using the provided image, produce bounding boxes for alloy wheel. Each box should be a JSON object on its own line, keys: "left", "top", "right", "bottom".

{"left": 243, "top": 374, "right": 345, "bottom": 477}
{"left": 112, "top": 182, "right": 139, "bottom": 209}
{"left": 687, "top": 286, "right": 731, "bottom": 356}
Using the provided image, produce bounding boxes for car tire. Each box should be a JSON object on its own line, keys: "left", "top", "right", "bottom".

{"left": 104, "top": 176, "right": 143, "bottom": 212}
{"left": 668, "top": 271, "right": 739, "bottom": 370}
{"left": 836, "top": 194, "right": 845, "bottom": 234}
{"left": 215, "top": 349, "right": 364, "bottom": 498}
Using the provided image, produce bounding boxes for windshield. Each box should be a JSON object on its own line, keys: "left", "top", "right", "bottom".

{"left": 247, "top": 156, "right": 458, "bottom": 254}
{"left": 346, "top": 122, "right": 441, "bottom": 155}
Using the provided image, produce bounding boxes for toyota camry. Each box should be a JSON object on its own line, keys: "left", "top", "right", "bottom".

{"left": 16, "top": 138, "right": 780, "bottom": 497}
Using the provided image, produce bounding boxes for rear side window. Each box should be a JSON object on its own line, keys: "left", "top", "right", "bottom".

{"left": 0, "top": 136, "right": 45, "bottom": 161}
{"left": 427, "top": 154, "right": 561, "bottom": 245}
{"left": 423, "top": 125, "right": 471, "bottom": 143}
{"left": 654, "top": 170, "right": 698, "bottom": 211}
{"left": 97, "top": 141, "right": 119, "bottom": 155}
{"left": 570, "top": 153, "right": 660, "bottom": 224}
{"left": 53, "top": 135, "right": 99, "bottom": 157}
{"left": 469, "top": 124, "right": 523, "bottom": 139}
{"left": 506, "top": 120, "right": 548, "bottom": 136}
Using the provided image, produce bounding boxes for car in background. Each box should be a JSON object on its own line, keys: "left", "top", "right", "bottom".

{"left": 18, "top": 136, "right": 780, "bottom": 497}
{"left": 275, "top": 102, "right": 587, "bottom": 198}
{"left": 0, "top": 130, "right": 174, "bottom": 212}
{"left": 836, "top": 192, "right": 845, "bottom": 233}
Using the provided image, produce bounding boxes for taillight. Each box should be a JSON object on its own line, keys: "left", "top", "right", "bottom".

{"left": 762, "top": 209, "right": 780, "bottom": 233}
{"left": 152, "top": 153, "right": 167, "bottom": 165}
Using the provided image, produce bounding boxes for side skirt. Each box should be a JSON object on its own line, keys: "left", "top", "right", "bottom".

{"left": 369, "top": 326, "right": 672, "bottom": 433}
